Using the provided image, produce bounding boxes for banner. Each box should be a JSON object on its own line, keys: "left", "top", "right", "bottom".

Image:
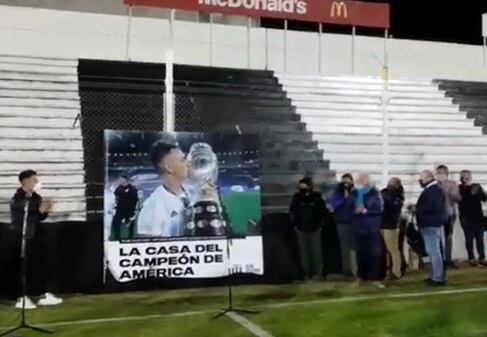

{"left": 124, "top": 0, "right": 390, "bottom": 29}
{"left": 104, "top": 130, "right": 263, "bottom": 282}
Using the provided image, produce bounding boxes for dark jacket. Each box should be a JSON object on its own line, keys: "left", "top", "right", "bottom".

{"left": 114, "top": 184, "right": 138, "bottom": 217}
{"left": 329, "top": 184, "right": 355, "bottom": 225}
{"left": 381, "top": 187, "right": 404, "bottom": 229}
{"left": 9, "top": 188, "right": 48, "bottom": 239}
{"left": 352, "top": 188, "right": 383, "bottom": 233}
{"left": 289, "top": 191, "right": 327, "bottom": 232}
{"left": 416, "top": 182, "right": 446, "bottom": 228}
{"left": 459, "top": 183, "right": 487, "bottom": 221}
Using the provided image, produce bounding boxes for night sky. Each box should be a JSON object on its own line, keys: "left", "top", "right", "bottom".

{"left": 262, "top": 0, "right": 487, "bottom": 45}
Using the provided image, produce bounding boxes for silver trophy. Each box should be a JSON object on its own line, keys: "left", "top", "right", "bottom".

{"left": 184, "top": 143, "right": 226, "bottom": 236}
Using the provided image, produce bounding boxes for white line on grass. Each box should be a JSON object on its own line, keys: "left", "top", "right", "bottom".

{"left": 1, "top": 286, "right": 487, "bottom": 330}
{"left": 226, "top": 312, "right": 275, "bottom": 337}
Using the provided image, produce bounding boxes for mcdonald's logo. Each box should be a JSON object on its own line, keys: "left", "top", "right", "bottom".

{"left": 330, "top": 1, "right": 348, "bottom": 18}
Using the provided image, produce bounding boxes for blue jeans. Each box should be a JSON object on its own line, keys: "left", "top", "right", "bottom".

{"left": 420, "top": 227, "right": 445, "bottom": 282}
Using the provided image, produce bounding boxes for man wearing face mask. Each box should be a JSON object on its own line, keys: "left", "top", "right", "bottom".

{"left": 381, "top": 177, "right": 405, "bottom": 280}
{"left": 7, "top": 170, "right": 62, "bottom": 309}
{"left": 289, "top": 177, "right": 327, "bottom": 280}
{"left": 435, "top": 165, "right": 461, "bottom": 268}
{"left": 458, "top": 170, "right": 487, "bottom": 267}
{"left": 416, "top": 170, "right": 447, "bottom": 286}
{"left": 329, "top": 173, "right": 357, "bottom": 277}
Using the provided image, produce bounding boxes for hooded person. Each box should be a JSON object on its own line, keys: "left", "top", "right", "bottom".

{"left": 289, "top": 177, "right": 327, "bottom": 280}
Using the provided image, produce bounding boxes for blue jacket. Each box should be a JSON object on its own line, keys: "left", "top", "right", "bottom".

{"left": 416, "top": 182, "right": 447, "bottom": 228}
{"left": 329, "top": 187, "right": 355, "bottom": 225}
{"left": 352, "top": 188, "right": 383, "bottom": 233}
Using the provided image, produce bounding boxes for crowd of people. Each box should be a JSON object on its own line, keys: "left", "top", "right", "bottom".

{"left": 289, "top": 165, "right": 487, "bottom": 288}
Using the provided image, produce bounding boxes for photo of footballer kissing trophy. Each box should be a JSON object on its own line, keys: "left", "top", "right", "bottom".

{"left": 184, "top": 143, "right": 227, "bottom": 237}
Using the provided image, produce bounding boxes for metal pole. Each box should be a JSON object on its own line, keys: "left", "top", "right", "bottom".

{"left": 283, "top": 19, "right": 288, "bottom": 72}
{"left": 483, "top": 36, "right": 486, "bottom": 67}
{"left": 125, "top": 5, "right": 133, "bottom": 61}
{"left": 247, "top": 18, "right": 252, "bottom": 69}
{"left": 351, "top": 26, "right": 356, "bottom": 74}
{"left": 265, "top": 28, "right": 269, "bottom": 70}
{"left": 164, "top": 50, "right": 175, "bottom": 132}
{"left": 318, "top": 23, "right": 323, "bottom": 73}
{"left": 209, "top": 13, "right": 213, "bottom": 66}
{"left": 383, "top": 29, "right": 389, "bottom": 69}
{"left": 169, "top": 9, "right": 176, "bottom": 43}
{"left": 381, "top": 28, "right": 390, "bottom": 188}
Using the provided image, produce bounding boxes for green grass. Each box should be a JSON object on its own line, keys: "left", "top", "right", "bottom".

{"left": 1, "top": 267, "right": 487, "bottom": 337}
{"left": 222, "top": 191, "right": 261, "bottom": 235}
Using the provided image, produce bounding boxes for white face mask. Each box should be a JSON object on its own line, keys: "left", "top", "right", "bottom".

{"left": 33, "top": 182, "right": 42, "bottom": 193}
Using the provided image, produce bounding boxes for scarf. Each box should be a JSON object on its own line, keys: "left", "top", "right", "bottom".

{"left": 355, "top": 186, "right": 371, "bottom": 206}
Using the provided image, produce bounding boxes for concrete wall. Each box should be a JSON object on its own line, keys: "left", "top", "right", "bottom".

{"left": 1, "top": 4, "right": 487, "bottom": 80}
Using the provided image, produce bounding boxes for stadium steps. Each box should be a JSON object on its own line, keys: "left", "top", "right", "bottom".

{"left": 171, "top": 65, "right": 335, "bottom": 214}
{"left": 277, "top": 73, "right": 487, "bottom": 207}
{"left": 0, "top": 55, "right": 86, "bottom": 222}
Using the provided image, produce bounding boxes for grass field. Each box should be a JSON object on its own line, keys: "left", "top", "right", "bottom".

{"left": 1, "top": 267, "right": 487, "bottom": 337}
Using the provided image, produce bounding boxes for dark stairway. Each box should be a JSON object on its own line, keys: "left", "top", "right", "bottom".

{"left": 436, "top": 80, "right": 487, "bottom": 134}
{"left": 173, "top": 65, "right": 335, "bottom": 214}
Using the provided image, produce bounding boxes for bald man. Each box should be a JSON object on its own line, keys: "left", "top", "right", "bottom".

{"left": 137, "top": 140, "right": 190, "bottom": 237}
{"left": 416, "top": 170, "right": 447, "bottom": 286}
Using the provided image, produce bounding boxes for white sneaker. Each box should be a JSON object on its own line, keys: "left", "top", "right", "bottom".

{"left": 372, "top": 281, "right": 386, "bottom": 289}
{"left": 37, "top": 293, "right": 63, "bottom": 306}
{"left": 15, "top": 296, "right": 37, "bottom": 310}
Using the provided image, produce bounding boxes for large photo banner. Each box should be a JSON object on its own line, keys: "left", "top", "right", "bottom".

{"left": 104, "top": 130, "right": 263, "bottom": 282}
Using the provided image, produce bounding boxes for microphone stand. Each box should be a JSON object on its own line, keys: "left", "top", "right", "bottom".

{"left": 213, "top": 223, "right": 259, "bottom": 319}
{"left": 0, "top": 197, "right": 52, "bottom": 336}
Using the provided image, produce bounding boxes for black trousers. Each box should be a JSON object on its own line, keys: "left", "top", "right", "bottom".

{"left": 461, "top": 218, "right": 485, "bottom": 261}
{"left": 355, "top": 230, "right": 382, "bottom": 281}
{"left": 3, "top": 229, "right": 57, "bottom": 298}
{"left": 111, "top": 212, "right": 135, "bottom": 240}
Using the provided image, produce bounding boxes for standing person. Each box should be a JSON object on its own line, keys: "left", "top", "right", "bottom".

{"left": 381, "top": 177, "right": 405, "bottom": 280}
{"left": 329, "top": 173, "right": 357, "bottom": 277}
{"left": 416, "top": 170, "right": 447, "bottom": 286}
{"left": 111, "top": 175, "right": 139, "bottom": 240}
{"left": 289, "top": 177, "right": 327, "bottom": 280}
{"left": 352, "top": 173, "right": 384, "bottom": 288}
{"left": 7, "top": 170, "right": 63, "bottom": 309}
{"left": 458, "top": 170, "right": 487, "bottom": 267}
{"left": 435, "top": 165, "right": 461, "bottom": 268}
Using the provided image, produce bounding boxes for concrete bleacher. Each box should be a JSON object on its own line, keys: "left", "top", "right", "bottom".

{"left": 0, "top": 55, "right": 86, "bottom": 222}
{"left": 173, "top": 65, "right": 335, "bottom": 213}
{"left": 277, "top": 74, "right": 487, "bottom": 205}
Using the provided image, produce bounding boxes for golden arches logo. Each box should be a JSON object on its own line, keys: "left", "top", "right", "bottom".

{"left": 330, "top": 1, "right": 348, "bottom": 18}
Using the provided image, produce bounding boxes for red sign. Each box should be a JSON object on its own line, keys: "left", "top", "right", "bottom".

{"left": 124, "top": 0, "right": 390, "bottom": 29}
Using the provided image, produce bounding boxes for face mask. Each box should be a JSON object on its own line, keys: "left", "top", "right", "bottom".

{"left": 33, "top": 182, "right": 42, "bottom": 193}
{"left": 299, "top": 188, "right": 309, "bottom": 194}
{"left": 418, "top": 180, "right": 427, "bottom": 188}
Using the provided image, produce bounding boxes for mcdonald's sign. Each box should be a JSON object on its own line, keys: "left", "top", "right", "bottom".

{"left": 330, "top": 1, "right": 348, "bottom": 18}
{"left": 125, "top": 0, "right": 390, "bottom": 28}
